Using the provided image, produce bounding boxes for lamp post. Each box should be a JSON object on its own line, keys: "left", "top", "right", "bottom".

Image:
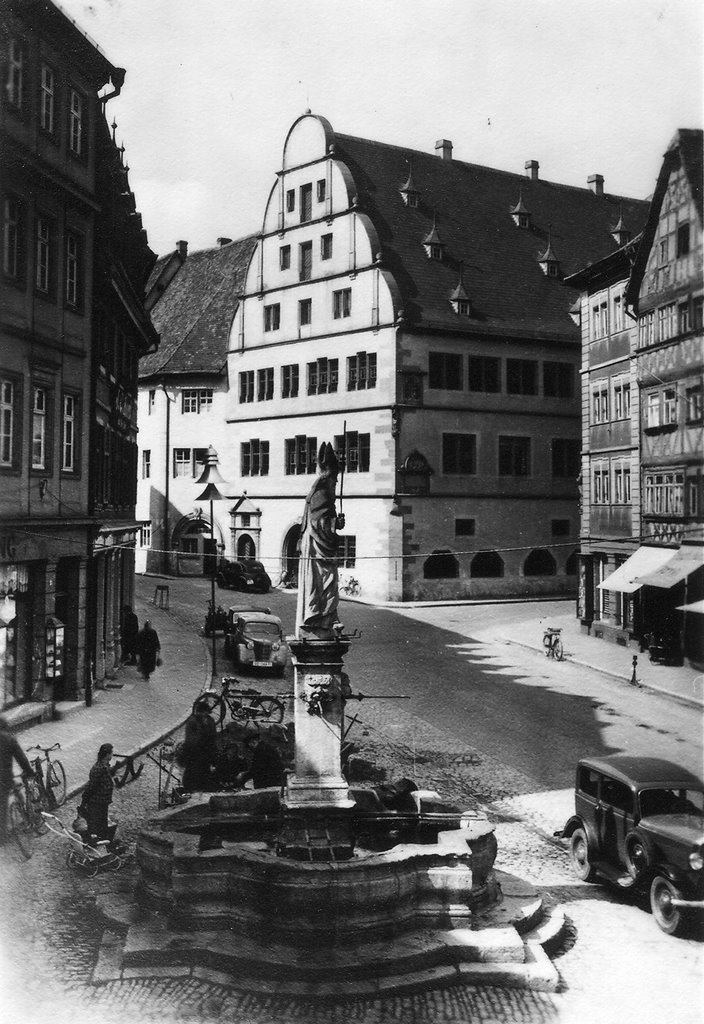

{"left": 195, "top": 445, "right": 228, "bottom": 680}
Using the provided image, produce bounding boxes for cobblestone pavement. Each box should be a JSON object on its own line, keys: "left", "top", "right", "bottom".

{"left": 0, "top": 579, "right": 701, "bottom": 1024}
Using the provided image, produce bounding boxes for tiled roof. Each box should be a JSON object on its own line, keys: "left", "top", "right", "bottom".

{"left": 334, "top": 134, "right": 649, "bottom": 342}
{"left": 140, "top": 235, "right": 257, "bottom": 378}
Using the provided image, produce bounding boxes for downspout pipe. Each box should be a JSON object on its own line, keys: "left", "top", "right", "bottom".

{"left": 100, "top": 68, "right": 126, "bottom": 105}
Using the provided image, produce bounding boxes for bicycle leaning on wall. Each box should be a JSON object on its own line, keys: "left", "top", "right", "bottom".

{"left": 543, "top": 627, "right": 564, "bottom": 661}
{"left": 26, "top": 742, "right": 67, "bottom": 810}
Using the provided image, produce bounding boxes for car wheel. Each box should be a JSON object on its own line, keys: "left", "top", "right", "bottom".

{"left": 624, "top": 831, "right": 653, "bottom": 880}
{"left": 569, "top": 827, "right": 597, "bottom": 882}
{"left": 650, "top": 875, "right": 685, "bottom": 936}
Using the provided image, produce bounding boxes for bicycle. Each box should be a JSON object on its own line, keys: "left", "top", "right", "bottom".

{"left": 340, "top": 576, "right": 362, "bottom": 598}
{"left": 543, "top": 627, "right": 564, "bottom": 661}
{"left": 198, "top": 678, "right": 286, "bottom": 728}
{"left": 26, "top": 742, "right": 67, "bottom": 810}
{"left": 7, "top": 775, "right": 44, "bottom": 859}
{"left": 274, "top": 569, "right": 297, "bottom": 590}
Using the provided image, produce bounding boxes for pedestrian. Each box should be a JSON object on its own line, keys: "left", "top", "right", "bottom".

{"left": 78, "top": 742, "right": 114, "bottom": 843}
{"left": 0, "top": 715, "right": 33, "bottom": 843}
{"left": 136, "top": 619, "right": 161, "bottom": 680}
{"left": 121, "top": 605, "right": 139, "bottom": 665}
{"left": 181, "top": 698, "right": 218, "bottom": 792}
{"left": 236, "top": 732, "right": 286, "bottom": 790}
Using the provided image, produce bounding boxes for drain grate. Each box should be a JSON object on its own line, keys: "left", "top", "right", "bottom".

{"left": 276, "top": 817, "right": 355, "bottom": 861}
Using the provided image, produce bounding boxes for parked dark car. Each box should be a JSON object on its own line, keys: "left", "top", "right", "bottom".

{"left": 559, "top": 755, "right": 704, "bottom": 935}
{"left": 216, "top": 559, "right": 271, "bottom": 594}
{"left": 223, "top": 610, "right": 288, "bottom": 675}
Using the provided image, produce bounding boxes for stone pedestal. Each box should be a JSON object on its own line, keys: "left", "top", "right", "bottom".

{"left": 283, "top": 637, "right": 354, "bottom": 810}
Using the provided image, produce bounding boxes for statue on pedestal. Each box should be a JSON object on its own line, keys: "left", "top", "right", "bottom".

{"left": 295, "top": 442, "right": 345, "bottom": 640}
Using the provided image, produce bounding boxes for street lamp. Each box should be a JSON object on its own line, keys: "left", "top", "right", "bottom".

{"left": 195, "top": 445, "right": 228, "bottom": 680}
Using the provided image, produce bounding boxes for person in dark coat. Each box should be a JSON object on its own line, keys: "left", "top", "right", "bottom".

{"left": 121, "top": 605, "right": 139, "bottom": 665}
{"left": 79, "top": 742, "right": 114, "bottom": 843}
{"left": 136, "top": 620, "right": 161, "bottom": 680}
{"left": 181, "top": 699, "right": 218, "bottom": 792}
{"left": 0, "top": 715, "right": 33, "bottom": 842}
{"left": 237, "top": 733, "right": 286, "bottom": 790}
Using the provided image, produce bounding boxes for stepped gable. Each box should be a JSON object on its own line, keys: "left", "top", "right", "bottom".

{"left": 141, "top": 235, "right": 257, "bottom": 377}
{"left": 334, "top": 133, "right": 649, "bottom": 342}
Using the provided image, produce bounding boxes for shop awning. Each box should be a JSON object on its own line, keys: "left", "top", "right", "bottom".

{"left": 597, "top": 546, "right": 676, "bottom": 593}
{"left": 640, "top": 544, "right": 704, "bottom": 589}
{"left": 676, "top": 600, "right": 704, "bottom": 614}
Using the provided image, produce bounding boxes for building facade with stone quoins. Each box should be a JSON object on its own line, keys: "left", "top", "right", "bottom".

{"left": 0, "top": 0, "right": 157, "bottom": 717}
{"left": 210, "top": 112, "right": 646, "bottom": 603}
{"left": 569, "top": 129, "right": 703, "bottom": 666}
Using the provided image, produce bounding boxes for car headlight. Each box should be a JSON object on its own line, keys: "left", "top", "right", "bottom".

{"left": 272, "top": 642, "right": 281, "bottom": 651}
{"left": 689, "top": 848, "right": 704, "bottom": 871}
{"left": 245, "top": 640, "right": 254, "bottom": 650}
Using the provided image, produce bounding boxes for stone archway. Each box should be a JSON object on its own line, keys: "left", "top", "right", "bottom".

{"left": 173, "top": 515, "right": 223, "bottom": 577}
{"left": 237, "top": 534, "right": 256, "bottom": 559}
{"left": 282, "top": 524, "right": 301, "bottom": 581}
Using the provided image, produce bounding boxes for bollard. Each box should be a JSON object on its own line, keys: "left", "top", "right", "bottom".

{"left": 631, "top": 654, "right": 638, "bottom": 686}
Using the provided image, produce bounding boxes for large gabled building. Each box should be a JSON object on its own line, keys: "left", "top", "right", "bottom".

{"left": 217, "top": 113, "right": 648, "bottom": 603}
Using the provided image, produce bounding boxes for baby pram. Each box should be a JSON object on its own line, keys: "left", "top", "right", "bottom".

{"left": 40, "top": 812, "right": 127, "bottom": 876}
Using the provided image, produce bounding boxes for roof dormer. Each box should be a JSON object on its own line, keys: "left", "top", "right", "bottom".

{"left": 399, "top": 160, "right": 420, "bottom": 208}
{"left": 611, "top": 204, "right": 632, "bottom": 246}
{"left": 538, "top": 228, "right": 561, "bottom": 278}
{"left": 450, "top": 262, "right": 471, "bottom": 316}
{"left": 510, "top": 190, "right": 531, "bottom": 229}
{"left": 423, "top": 211, "right": 445, "bottom": 260}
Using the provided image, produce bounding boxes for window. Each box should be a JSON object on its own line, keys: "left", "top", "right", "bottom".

{"left": 32, "top": 387, "right": 48, "bottom": 469}
{"left": 524, "top": 549, "right": 556, "bottom": 577}
{"left": 241, "top": 439, "right": 270, "bottom": 476}
{"left": 455, "top": 518, "right": 475, "bottom": 536}
{"left": 282, "top": 363, "right": 299, "bottom": 398}
{"left": 286, "top": 189, "right": 295, "bottom": 212}
{"left": 456, "top": 299, "right": 471, "bottom": 316}
{"left": 320, "top": 233, "right": 333, "bottom": 260}
{"left": 443, "top": 433, "right": 476, "bottom": 474}
{"left": 40, "top": 65, "right": 55, "bottom": 133}
{"left": 36, "top": 216, "right": 53, "bottom": 293}
{"left": 347, "top": 352, "right": 377, "bottom": 391}
{"left": 551, "top": 519, "right": 570, "bottom": 537}
{"left": 614, "top": 463, "right": 631, "bottom": 504}
{"left": 506, "top": 359, "right": 538, "bottom": 395}
{"left": 336, "top": 535, "right": 356, "bottom": 568}
{"left": 591, "top": 301, "right": 608, "bottom": 339}
{"left": 139, "top": 521, "right": 151, "bottom": 547}
{"left": 593, "top": 462, "right": 610, "bottom": 504}
{"left": 148, "top": 389, "right": 156, "bottom": 414}
{"left": 638, "top": 310, "right": 656, "bottom": 346}
{"left": 679, "top": 302, "right": 690, "bottom": 335}
{"left": 173, "top": 448, "right": 191, "bottom": 477}
{"left": 428, "top": 351, "right": 462, "bottom": 390}
{"left": 308, "top": 358, "right": 338, "bottom": 395}
{"left": 646, "top": 391, "right": 661, "bottom": 428}
{"left": 3, "top": 196, "right": 24, "bottom": 280}
{"left": 663, "top": 388, "right": 678, "bottom": 425}
{"left": 239, "top": 371, "right": 254, "bottom": 404}
{"left": 644, "top": 470, "right": 684, "bottom": 516}
{"left": 613, "top": 379, "right": 631, "bottom": 420}
{"left": 299, "top": 241, "right": 312, "bottom": 281}
{"left": 601, "top": 778, "right": 633, "bottom": 814}
{"left": 334, "top": 431, "right": 369, "bottom": 473}
{"left": 257, "top": 367, "right": 274, "bottom": 401}
{"left": 686, "top": 385, "right": 703, "bottom": 423}
{"left": 592, "top": 384, "right": 609, "bottom": 423}
{"left": 0, "top": 379, "right": 15, "bottom": 467}
{"left": 677, "top": 223, "right": 690, "bottom": 257}
{"left": 332, "top": 288, "right": 351, "bottom": 319}
{"left": 300, "top": 183, "right": 313, "bottom": 222}
{"left": 279, "top": 246, "right": 290, "bottom": 270}
{"left": 467, "top": 355, "right": 500, "bottom": 393}
{"left": 263, "top": 303, "right": 280, "bottom": 332}
{"left": 61, "top": 394, "right": 77, "bottom": 471}
{"left": 424, "top": 550, "right": 459, "bottom": 579}
{"left": 687, "top": 478, "right": 700, "bottom": 517}
{"left": 181, "top": 388, "right": 213, "bottom": 414}
{"left": 142, "top": 449, "right": 151, "bottom": 479}
{"left": 612, "top": 293, "right": 624, "bottom": 333}
{"left": 659, "top": 238, "right": 669, "bottom": 264}
{"left": 285, "top": 436, "right": 317, "bottom": 475}
{"left": 551, "top": 438, "right": 580, "bottom": 478}
{"left": 298, "top": 298, "right": 312, "bottom": 326}
{"left": 69, "top": 88, "right": 84, "bottom": 156}
{"left": 7, "top": 39, "right": 25, "bottom": 110}
{"left": 543, "top": 361, "right": 573, "bottom": 398}
{"left": 316, "top": 179, "right": 326, "bottom": 203}
{"left": 64, "top": 231, "right": 82, "bottom": 308}
{"left": 498, "top": 436, "right": 530, "bottom": 476}
{"left": 471, "top": 551, "right": 504, "bottom": 578}
{"left": 402, "top": 372, "right": 423, "bottom": 403}
{"left": 659, "top": 303, "right": 676, "bottom": 341}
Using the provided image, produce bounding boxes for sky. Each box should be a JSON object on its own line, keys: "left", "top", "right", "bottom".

{"left": 56, "top": 0, "right": 703, "bottom": 258}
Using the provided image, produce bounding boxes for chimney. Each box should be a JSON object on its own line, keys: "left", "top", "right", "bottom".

{"left": 177, "top": 240, "right": 188, "bottom": 258}
{"left": 588, "top": 174, "right": 604, "bottom": 197}
{"left": 217, "top": 237, "right": 232, "bottom": 247}
{"left": 525, "top": 160, "right": 539, "bottom": 181}
{"left": 435, "top": 139, "right": 453, "bottom": 161}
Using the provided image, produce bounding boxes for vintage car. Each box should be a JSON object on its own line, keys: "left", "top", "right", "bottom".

{"left": 223, "top": 610, "right": 288, "bottom": 675}
{"left": 216, "top": 559, "right": 272, "bottom": 594}
{"left": 560, "top": 755, "right": 704, "bottom": 935}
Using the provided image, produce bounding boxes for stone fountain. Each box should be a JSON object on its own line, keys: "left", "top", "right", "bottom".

{"left": 96, "top": 444, "right": 563, "bottom": 997}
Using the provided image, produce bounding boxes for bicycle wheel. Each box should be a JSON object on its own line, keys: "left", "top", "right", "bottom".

{"left": 198, "top": 692, "right": 226, "bottom": 727}
{"left": 48, "top": 761, "right": 67, "bottom": 807}
{"left": 250, "top": 697, "right": 284, "bottom": 725}
{"left": 553, "top": 638, "right": 564, "bottom": 661}
{"left": 8, "top": 797, "right": 32, "bottom": 860}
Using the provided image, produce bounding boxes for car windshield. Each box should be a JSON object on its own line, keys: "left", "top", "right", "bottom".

{"left": 639, "top": 787, "right": 704, "bottom": 818}
{"left": 242, "top": 622, "right": 281, "bottom": 639}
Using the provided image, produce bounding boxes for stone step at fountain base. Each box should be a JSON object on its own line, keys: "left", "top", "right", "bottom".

{"left": 94, "top": 871, "right": 565, "bottom": 998}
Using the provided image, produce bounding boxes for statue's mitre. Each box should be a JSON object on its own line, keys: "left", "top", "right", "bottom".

{"left": 317, "top": 442, "right": 339, "bottom": 474}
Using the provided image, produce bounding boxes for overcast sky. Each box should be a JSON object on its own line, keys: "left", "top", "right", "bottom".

{"left": 57, "top": 0, "right": 702, "bottom": 258}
